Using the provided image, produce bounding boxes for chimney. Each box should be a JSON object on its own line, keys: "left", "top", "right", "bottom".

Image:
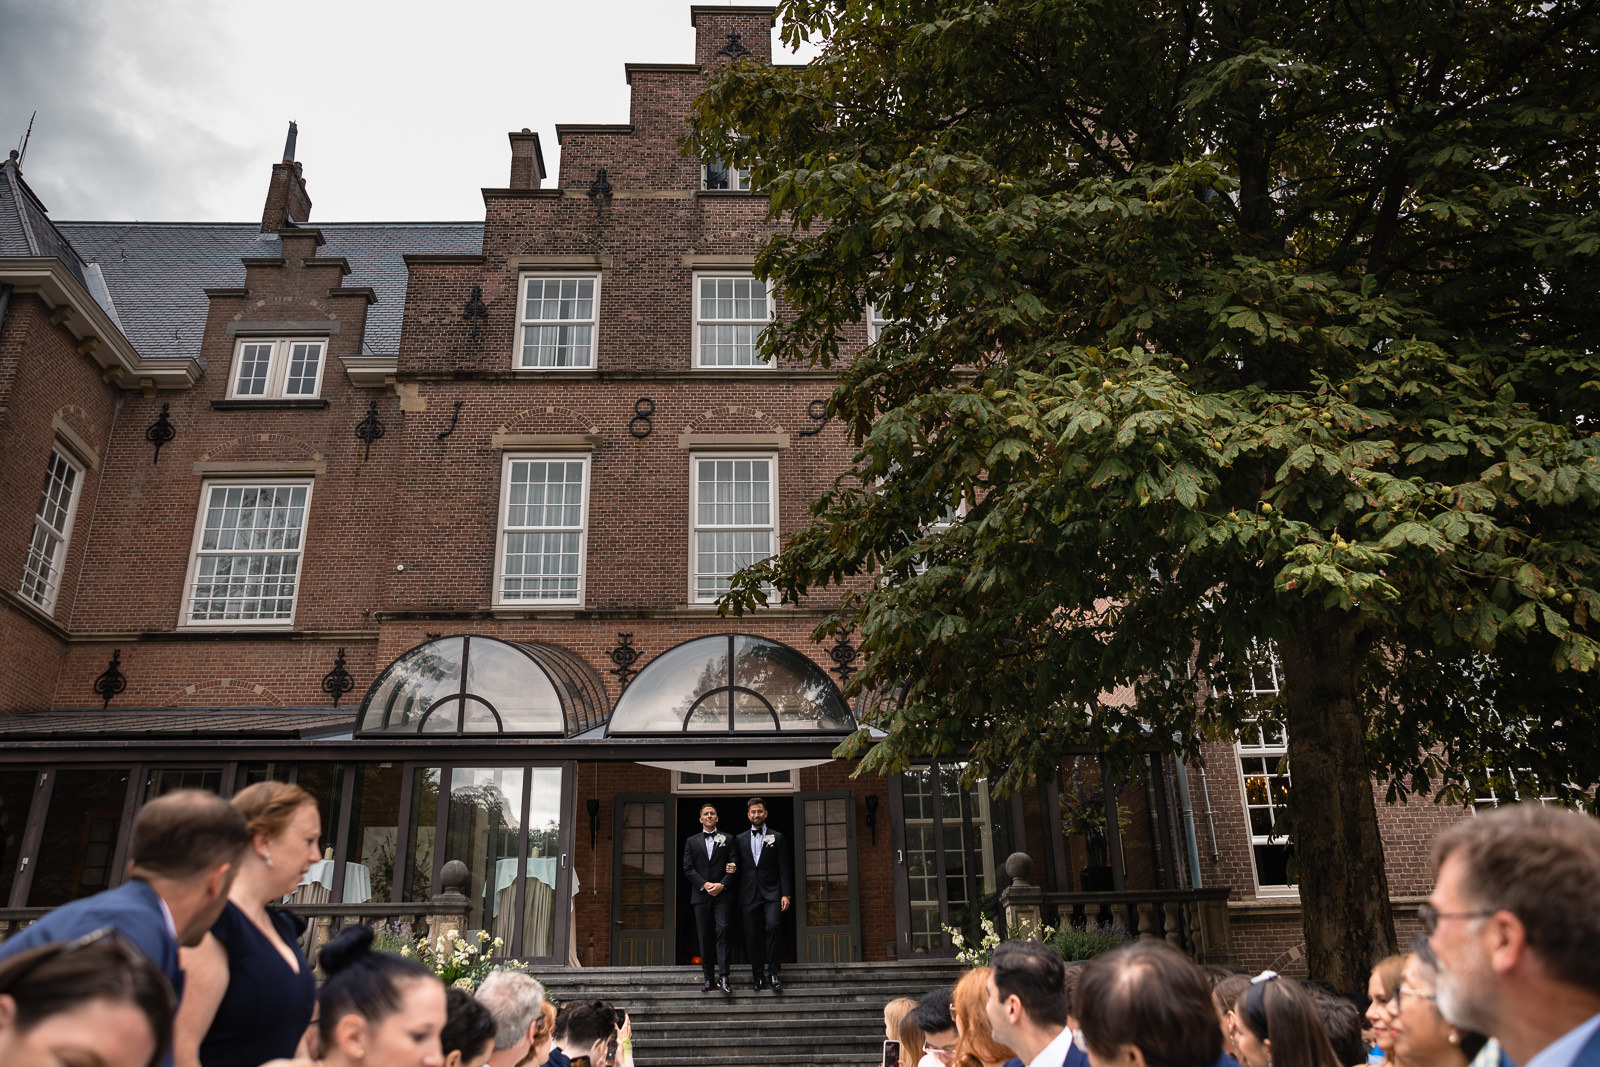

{"left": 260, "top": 121, "right": 313, "bottom": 233}
{"left": 691, "top": 5, "right": 776, "bottom": 68}
{"left": 508, "top": 129, "right": 545, "bottom": 190}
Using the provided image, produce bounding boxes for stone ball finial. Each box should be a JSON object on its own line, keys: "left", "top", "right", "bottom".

{"left": 1004, "top": 851, "right": 1034, "bottom": 885}
{"left": 440, "top": 859, "right": 471, "bottom": 894}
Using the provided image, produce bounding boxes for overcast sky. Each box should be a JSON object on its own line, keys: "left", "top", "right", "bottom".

{"left": 0, "top": 0, "right": 813, "bottom": 223}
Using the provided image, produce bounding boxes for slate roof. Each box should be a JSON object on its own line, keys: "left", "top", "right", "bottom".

{"left": 0, "top": 157, "right": 91, "bottom": 290}
{"left": 0, "top": 707, "right": 356, "bottom": 739}
{"left": 57, "top": 220, "right": 484, "bottom": 361}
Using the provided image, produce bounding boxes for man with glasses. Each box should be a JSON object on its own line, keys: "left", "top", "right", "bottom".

{"left": 913, "top": 988, "right": 959, "bottom": 1067}
{"left": 1427, "top": 803, "right": 1600, "bottom": 1067}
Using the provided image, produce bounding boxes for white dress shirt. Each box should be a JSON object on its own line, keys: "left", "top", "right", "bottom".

{"left": 1028, "top": 1027, "right": 1074, "bottom": 1067}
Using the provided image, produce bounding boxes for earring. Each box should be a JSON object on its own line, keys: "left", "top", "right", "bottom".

{"left": 263, "top": 851, "right": 275, "bottom": 870}
{"left": 1448, "top": 1033, "right": 1460, "bottom": 1046}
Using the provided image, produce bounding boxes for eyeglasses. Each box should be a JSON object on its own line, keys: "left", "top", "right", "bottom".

{"left": 1416, "top": 903, "right": 1497, "bottom": 935}
{"left": 924, "top": 1045, "right": 957, "bottom": 1063}
{"left": 1396, "top": 985, "right": 1437, "bottom": 1010}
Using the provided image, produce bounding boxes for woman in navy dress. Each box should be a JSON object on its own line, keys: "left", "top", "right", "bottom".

{"left": 172, "top": 781, "right": 322, "bottom": 1067}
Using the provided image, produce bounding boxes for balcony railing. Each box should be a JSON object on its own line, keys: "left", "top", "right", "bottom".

{"left": 998, "top": 851, "right": 1236, "bottom": 964}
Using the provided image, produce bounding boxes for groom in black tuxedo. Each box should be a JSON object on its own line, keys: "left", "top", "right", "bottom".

{"left": 733, "top": 796, "right": 792, "bottom": 991}
{"left": 681, "top": 800, "right": 737, "bottom": 993}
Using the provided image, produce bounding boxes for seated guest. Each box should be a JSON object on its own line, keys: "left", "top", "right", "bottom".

{"left": 0, "top": 931, "right": 174, "bottom": 1067}
{"left": 915, "top": 988, "right": 960, "bottom": 1067}
{"left": 443, "top": 988, "right": 499, "bottom": 1067}
{"left": 1391, "top": 942, "right": 1487, "bottom": 1067}
{"left": 1231, "top": 973, "right": 1343, "bottom": 1067}
{"left": 1076, "top": 941, "right": 1221, "bottom": 1067}
{"left": 174, "top": 782, "right": 322, "bottom": 1067}
{"left": 985, "top": 941, "right": 1072, "bottom": 1067}
{"left": 314, "top": 925, "right": 446, "bottom": 1067}
{"left": 954, "top": 967, "right": 1018, "bottom": 1067}
{"left": 1366, "top": 957, "right": 1405, "bottom": 1061}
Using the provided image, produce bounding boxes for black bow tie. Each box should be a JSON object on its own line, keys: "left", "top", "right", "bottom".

{"left": 704, "top": 832, "right": 716, "bottom": 837}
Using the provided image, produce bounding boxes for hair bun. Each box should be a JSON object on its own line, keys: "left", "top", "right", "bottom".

{"left": 319, "top": 923, "right": 377, "bottom": 977}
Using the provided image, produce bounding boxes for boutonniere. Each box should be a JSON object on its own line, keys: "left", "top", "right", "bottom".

{"left": 714, "top": 834, "right": 726, "bottom": 845}
{"left": 763, "top": 833, "right": 776, "bottom": 846}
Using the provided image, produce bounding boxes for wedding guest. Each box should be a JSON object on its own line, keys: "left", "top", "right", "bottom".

{"left": 1213, "top": 974, "right": 1253, "bottom": 1063}
{"left": 899, "top": 1002, "right": 930, "bottom": 1067}
{"left": 1367, "top": 956, "right": 1406, "bottom": 1060}
{"left": 442, "top": 988, "right": 498, "bottom": 1067}
{"left": 955, "top": 967, "right": 1018, "bottom": 1067}
{"left": 0, "top": 931, "right": 173, "bottom": 1067}
{"left": 531, "top": 1002, "right": 558, "bottom": 1067}
{"left": 1076, "top": 941, "right": 1218, "bottom": 1067}
{"left": 315, "top": 925, "right": 445, "bottom": 1067}
{"left": 887, "top": 997, "right": 919, "bottom": 1043}
{"left": 1231, "top": 973, "right": 1343, "bottom": 1067}
{"left": 545, "top": 1001, "right": 618, "bottom": 1067}
{"left": 1304, "top": 983, "right": 1367, "bottom": 1067}
{"left": 477, "top": 971, "right": 547, "bottom": 1067}
{"left": 915, "top": 988, "right": 960, "bottom": 1067}
{"left": 173, "top": 782, "right": 321, "bottom": 1067}
{"left": 1427, "top": 805, "right": 1600, "bottom": 1067}
{"left": 1392, "top": 942, "right": 1487, "bottom": 1067}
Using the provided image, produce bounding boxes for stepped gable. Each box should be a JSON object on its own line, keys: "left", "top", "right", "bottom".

{"left": 56, "top": 220, "right": 484, "bottom": 361}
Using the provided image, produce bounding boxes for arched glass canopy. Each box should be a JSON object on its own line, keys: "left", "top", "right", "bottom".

{"left": 607, "top": 634, "right": 855, "bottom": 735}
{"left": 357, "top": 635, "right": 608, "bottom": 738}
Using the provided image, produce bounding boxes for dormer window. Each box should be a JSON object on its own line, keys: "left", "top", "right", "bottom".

{"left": 229, "top": 338, "right": 326, "bottom": 399}
{"left": 703, "top": 158, "right": 752, "bottom": 191}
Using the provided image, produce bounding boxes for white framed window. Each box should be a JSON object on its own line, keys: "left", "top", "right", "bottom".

{"left": 1232, "top": 648, "right": 1295, "bottom": 892}
{"left": 694, "top": 274, "right": 772, "bottom": 368}
{"left": 702, "top": 158, "right": 752, "bottom": 191}
{"left": 18, "top": 447, "right": 85, "bottom": 613}
{"left": 181, "top": 481, "right": 311, "bottom": 626}
{"left": 518, "top": 275, "right": 599, "bottom": 369}
{"left": 671, "top": 769, "right": 797, "bottom": 795}
{"left": 228, "top": 338, "right": 327, "bottom": 399}
{"left": 867, "top": 303, "right": 892, "bottom": 343}
{"left": 495, "top": 454, "right": 589, "bottom": 605}
{"left": 691, "top": 453, "right": 776, "bottom": 603}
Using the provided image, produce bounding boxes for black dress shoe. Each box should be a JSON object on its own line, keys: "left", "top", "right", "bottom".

{"left": 751, "top": 975, "right": 766, "bottom": 991}
{"left": 700, "top": 979, "right": 714, "bottom": 993}
{"left": 768, "top": 973, "right": 783, "bottom": 992}
{"left": 719, "top": 977, "right": 732, "bottom": 994}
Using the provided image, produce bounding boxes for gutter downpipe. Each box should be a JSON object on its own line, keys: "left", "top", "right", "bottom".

{"left": 1171, "top": 741, "right": 1205, "bottom": 889}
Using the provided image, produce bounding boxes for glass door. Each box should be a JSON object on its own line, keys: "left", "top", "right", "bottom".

{"left": 795, "top": 790, "right": 860, "bottom": 962}
{"left": 892, "top": 763, "right": 1008, "bottom": 957}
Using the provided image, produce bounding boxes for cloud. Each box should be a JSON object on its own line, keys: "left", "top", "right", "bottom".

{"left": 0, "top": 0, "right": 262, "bottom": 219}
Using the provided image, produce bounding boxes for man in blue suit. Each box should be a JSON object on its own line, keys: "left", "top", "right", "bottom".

{"left": 987, "top": 940, "right": 1075, "bottom": 1067}
{"left": 1429, "top": 805, "right": 1600, "bottom": 1067}
{"left": 0, "top": 789, "right": 250, "bottom": 1006}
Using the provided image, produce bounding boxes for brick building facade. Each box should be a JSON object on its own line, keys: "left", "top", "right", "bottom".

{"left": 0, "top": 5, "right": 1469, "bottom": 973}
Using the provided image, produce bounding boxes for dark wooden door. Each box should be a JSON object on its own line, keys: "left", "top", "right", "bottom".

{"left": 795, "top": 790, "right": 861, "bottom": 963}
{"left": 610, "top": 795, "right": 675, "bottom": 966}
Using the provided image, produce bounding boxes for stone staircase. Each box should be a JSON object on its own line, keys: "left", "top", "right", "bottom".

{"left": 541, "top": 960, "right": 968, "bottom": 1067}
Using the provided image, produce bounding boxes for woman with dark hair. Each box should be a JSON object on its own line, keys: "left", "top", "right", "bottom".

{"left": 1366, "top": 956, "right": 1406, "bottom": 1062}
{"left": 0, "top": 930, "right": 174, "bottom": 1067}
{"left": 1390, "top": 942, "right": 1487, "bottom": 1067}
{"left": 1231, "top": 973, "right": 1344, "bottom": 1067}
{"left": 174, "top": 781, "right": 322, "bottom": 1067}
{"left": 316, "top": 924, "right": 446, "bottom": 1067}
{"left": 954, "top": 967, "right": 1018, "bottom": 1067}
{"left": 442, "top": 988, "right": 498, "bottom": 1067}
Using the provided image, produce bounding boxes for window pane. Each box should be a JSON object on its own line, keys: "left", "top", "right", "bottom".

{"left": 19, "top": 451, "right": 80, "bottom": 609}
{"left": 521, "top": 277, "right": 596, "bottom": 367}
{"left": 29, "top": 769, "right": 130, "bottom": 907}
{"left": 502, "top": 459, "right": 585, "bottom": 601}
{"left": 189, "top": 483, "right": 310, "bottom": 622}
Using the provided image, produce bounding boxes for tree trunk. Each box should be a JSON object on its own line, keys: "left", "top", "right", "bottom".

{"left": 1278, "top": 606, "right": 1398, "bottom": 993}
